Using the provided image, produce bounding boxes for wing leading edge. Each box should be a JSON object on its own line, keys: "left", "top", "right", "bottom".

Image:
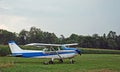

{"left": 25, "top": 43, "right": 78, "bottom": 47}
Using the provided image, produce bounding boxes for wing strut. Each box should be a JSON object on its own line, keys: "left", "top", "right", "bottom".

{"left": 51, "top": 47, "right": 63, "bottom": 63}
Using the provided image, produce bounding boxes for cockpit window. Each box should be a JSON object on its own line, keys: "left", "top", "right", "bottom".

{"left": 43, "top": 47, "right": 63, "bottom": 52}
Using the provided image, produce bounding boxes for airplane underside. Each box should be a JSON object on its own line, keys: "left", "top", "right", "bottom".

{"left": 33, "top": 53, "right": 77, "bottom": 64}
{"left": 31, "top": 53, "right": 77, "bottom": 59}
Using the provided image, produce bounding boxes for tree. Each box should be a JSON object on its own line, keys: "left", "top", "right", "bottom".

{"left": 69, "top": 34, "right": 79, "bottom": 43}
{"left": 92, "top": 34, "right": 100, "bottom": 48}
{"left": 106, "top": 31, "right": 117, "bottom": 49}
{"left": 59, "top": 35, "right": 65, "bottom": 43}
{"left": 107, "top": 31, "right": 117, "bottom": 39}
{"left": 78, "top": 36, "right": 93, "bottom": 48}
{"left": 116, "top": 35, "right": 120, "bottom": 50}
{"left": 0, "top": 27, "right": 120, "bottom": 50}
{"left": 0, "top": 29, "right": 17, "bottom": 44}
{"left": 43, "top": 32, "right": 58, "bottom": 43}
{"left": 28, "top": 27, "right": 43, "bottom": 43}
{"left": 19, "top": 29, "right": 29, "bottom": 44}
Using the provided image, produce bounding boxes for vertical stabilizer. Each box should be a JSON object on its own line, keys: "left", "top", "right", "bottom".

{"left": 8, "top": 41, "right": 23, "bottom": 53}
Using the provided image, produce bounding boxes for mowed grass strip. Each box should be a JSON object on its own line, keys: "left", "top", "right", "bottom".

{"left": 80, "top": 48, "right": 120, "bottom": 54}
{"left": 0, "top": 54, "right": 120, "bottom": 72}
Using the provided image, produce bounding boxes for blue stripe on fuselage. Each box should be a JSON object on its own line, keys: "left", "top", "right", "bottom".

{"left": 12, "top": 51, "right": 76, "bottom": 58}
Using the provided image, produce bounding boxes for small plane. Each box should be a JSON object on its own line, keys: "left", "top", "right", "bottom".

{"left": 8, "top": 41, "right": 81, "bottom": 64}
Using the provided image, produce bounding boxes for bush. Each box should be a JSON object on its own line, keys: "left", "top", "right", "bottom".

{"left": 80, "top": 48, "right": 120, "bottom": 54}
{"left": 0, "top": 45, "right": 10, "bottom": 56}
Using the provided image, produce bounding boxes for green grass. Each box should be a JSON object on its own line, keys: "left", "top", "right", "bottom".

{"left": 0, "top": 54, "right": 120, "bottom": 72}
{"left": 0, "top": 45, "right": 120, "bottom": 72}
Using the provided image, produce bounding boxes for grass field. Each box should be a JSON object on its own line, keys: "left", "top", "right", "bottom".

{"left": 0, "top": 54, "right": 120, "bottom": 72}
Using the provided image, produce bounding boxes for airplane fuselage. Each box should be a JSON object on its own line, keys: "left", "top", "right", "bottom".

{"left": 12, "top": 49, "right": 78, "bottom": 59}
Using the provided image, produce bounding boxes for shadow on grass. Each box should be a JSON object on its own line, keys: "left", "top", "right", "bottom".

{"left": 13, "top": 60, "right": 76, "bottom": 65}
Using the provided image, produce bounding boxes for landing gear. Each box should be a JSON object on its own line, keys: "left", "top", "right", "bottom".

{"left": 43, "top": 60, "right": 54, "bottom": 65}
{"left": 43, "top": 58, "right": 54, "bottom": 65}
{"left": 59, "top": 59, "right": 63, "bottom": 63}
{"left": 43, "top": 59, "right": 75, "bottom": 64}
{"left": 49, "top": 60, "right": 54, "bottom": 64}
{"left": 70, "top": 59, "right": 75, "bottom": 64}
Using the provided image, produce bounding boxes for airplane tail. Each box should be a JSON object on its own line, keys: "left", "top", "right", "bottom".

{"left": 8, "top": 41, "right": 23, "bottom": 54}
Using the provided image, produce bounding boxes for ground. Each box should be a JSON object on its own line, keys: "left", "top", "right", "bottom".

{"left": 0, "top": 54, "right": 120, "bottom": 72}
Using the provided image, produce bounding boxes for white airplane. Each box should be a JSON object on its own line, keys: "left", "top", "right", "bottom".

{"left": 8, "top": 41, "right": 81, "bottom": 64}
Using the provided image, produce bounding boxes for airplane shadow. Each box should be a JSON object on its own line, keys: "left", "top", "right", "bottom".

{"left": 13, "top": 61, "right": 75, "bottom": 65}
{"left": 11, "top": 58, "right": 76, "bottom": 65}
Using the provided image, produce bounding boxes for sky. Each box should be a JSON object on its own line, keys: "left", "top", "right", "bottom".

{"left": 0, "top": 0, "right": 120, "bottom": 37}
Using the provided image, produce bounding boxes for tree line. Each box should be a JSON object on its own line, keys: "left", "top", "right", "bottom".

{"left": 0, "top": 27, "right": 120, "bottom": 50}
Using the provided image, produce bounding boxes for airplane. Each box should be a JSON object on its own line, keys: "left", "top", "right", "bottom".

{"left": 8, "top": 41, "right": 81, "bottom": 64}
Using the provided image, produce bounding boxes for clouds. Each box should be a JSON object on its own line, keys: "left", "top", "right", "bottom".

{"left": 0, "top": 24, "right": 8, "bottom": 30}
{"left": 0, "top": 14, "right": 29, "bottom": 32}
{"left": 0, "top": 0, "right": 120, "bottom": 37}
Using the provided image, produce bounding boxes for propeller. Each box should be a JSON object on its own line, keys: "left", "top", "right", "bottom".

{"left": 75, "top": 49, "right": 81, "bottom": 55}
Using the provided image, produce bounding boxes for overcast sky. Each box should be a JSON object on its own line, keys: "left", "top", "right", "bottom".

{"left": 0, "top": 0, "right": 120, "bottom": 37}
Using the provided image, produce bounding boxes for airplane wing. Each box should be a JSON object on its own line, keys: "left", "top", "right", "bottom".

{"left": 25, "top": 43, "right": 78, "bottom": 60}
{"left": 25, "top": 43, "right": 61, "bottom": 46}
{"left": 25, "top": 43, "right": 78, "bottom": 47}
{"left": 63, "top": 43, "right": 78, "bottom": 46}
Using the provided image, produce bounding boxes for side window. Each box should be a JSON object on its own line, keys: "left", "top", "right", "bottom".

{"left": 53, "top": 47, "right": 62, "bottom": 51}
{"left": 43, "top": 48, "right": 50, "bottom": 52}
{"left": 59, "top": 47, "right": 63, "bottom": 50}
{"left": 43, "top": 46, "right": 63, "bottom": 52}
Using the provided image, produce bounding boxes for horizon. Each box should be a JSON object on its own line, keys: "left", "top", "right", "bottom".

{"left": 0, "top": 27, "right": 119, "bottom": 38}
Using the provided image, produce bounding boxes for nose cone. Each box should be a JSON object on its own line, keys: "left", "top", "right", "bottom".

{"left": 76, "top": 49, "right": 81, "bottom": 55}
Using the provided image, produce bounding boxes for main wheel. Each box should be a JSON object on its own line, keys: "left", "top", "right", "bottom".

{"left": 59, "top": 59, "right": 63, "bottom": 63}
{"left": 49, "top": 60, "right": 54, "bottom": 64}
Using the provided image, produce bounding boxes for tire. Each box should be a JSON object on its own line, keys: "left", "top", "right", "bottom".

{"left": 49, "top": 60, "right": 54, "bottom": 64}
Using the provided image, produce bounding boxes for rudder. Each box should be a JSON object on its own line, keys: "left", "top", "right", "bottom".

{"left": 8, "top": 41, "right": 23, "bottom": 54}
